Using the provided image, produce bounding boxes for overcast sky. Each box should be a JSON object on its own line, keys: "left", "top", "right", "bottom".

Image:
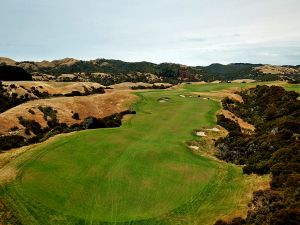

{"left": 1, "top": 0, "right": 300, "bottom": 65}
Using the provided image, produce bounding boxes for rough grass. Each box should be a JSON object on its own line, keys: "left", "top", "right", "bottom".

{"left": 283, "top": 83, "right": 300, "bottom": 93}
{"left": 183, "top": 81, "right": 285, "bottom": 93}
{"left": 183, "top": 81, "right": 299, "bottom": 94}
{"left": 0, "top": 89, "right": 268, "bottom": 225}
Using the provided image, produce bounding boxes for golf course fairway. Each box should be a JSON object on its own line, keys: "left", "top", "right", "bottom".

{"left": 1, "top": 89, "right": 261, "bottom": 225}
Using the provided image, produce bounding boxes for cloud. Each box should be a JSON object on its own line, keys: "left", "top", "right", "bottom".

{"left": 0, "top": 0, "right": 300, "bottom": 65}
{"left": 258, "top": 52, "right": 279, "bottom": 57}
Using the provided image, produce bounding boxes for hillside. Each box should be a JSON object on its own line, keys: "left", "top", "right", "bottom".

{"left": 1, "top": 57, "right": 299, "bottom": 84}
{"left": 0, "top": 90, "right": 136, "bottom": 137}
{"left": 0, "top": 65, "right": 32, "bottom": 81}
{"left": 0, "top": 79, "right": 138, "bottom": 151}
{"left": 0, "top": 81, "right": 105, "bottom": 114}
{"left": 215, "top": 85, "right": 300, "bottom": 225}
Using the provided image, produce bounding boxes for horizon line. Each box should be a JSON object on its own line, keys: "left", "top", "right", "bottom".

{"left": 1, "top": 56, "right": 299, "bottom": 67}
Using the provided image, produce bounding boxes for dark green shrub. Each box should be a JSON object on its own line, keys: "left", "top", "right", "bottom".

{"left": 28, "top": 109, "right": 35, "bottom": 114}
{"left": 72, "top": 112, "right": 80, "bottom": 120}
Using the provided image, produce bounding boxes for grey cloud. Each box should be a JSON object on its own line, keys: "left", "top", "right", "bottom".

{"left": 0, "top": 0, "right": 300, "bottom": 65}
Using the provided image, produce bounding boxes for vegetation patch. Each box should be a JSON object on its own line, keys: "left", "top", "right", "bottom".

{"left": 0, "top": 65, "right": 32, "bottom": 81}
{"left": 215, "top": 86, "right": 300, "bottom": 225}
{"left": 72, "top": 112, "right": 80, "bottom": 120}
{"left": 0, "top": 82, "right": 31, "bottom": 113}
{"left": 131, "top": 84, "right": 172, "bottom": 90}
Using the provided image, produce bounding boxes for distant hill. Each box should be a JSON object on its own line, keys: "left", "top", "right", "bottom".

{"left": 0, "top": 57, "right": 17, "bottom": 66}
{"left": 0, "top": 57, "right": 299, "bottom": 84}
{"left": 0, "top": 65, "right": 32, "bottom": 81}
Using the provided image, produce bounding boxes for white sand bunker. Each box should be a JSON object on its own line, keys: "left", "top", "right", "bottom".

{"left": 179, "top": 95, "right": 186, "bottom": 98}
{"left": 196, "top": 131, "right": 207, "bottom": 137}
{"left": 189, "top": 145, "right": 199, "bottom": 150}
{"left": 158, "top": 97, "right": 170, "bottom": 103}
{"left": 205, "top": 127, "right": 220, "bottom": 132}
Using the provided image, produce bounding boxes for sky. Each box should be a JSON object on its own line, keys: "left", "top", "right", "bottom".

{"left": 1, "top": 0, "right": 300, "bottom": 66}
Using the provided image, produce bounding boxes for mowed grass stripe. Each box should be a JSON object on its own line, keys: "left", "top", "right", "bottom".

{"left": 2, "top": 90, "right": 252, "bottom": 224}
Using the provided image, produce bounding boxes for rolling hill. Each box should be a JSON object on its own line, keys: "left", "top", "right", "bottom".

{"left": 1, "top": 57, "right": 299, "bottom": 84}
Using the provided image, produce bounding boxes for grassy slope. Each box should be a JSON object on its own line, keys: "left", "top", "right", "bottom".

{"left": 282, "top": 83, "right": 300, "bottom": 93}
{"left": 183, "top": 81, "right": 284, "bottom": 92}
{"left": 1, "top": 88, "right": 265, "bottom": 225}
{"left": 183, "top": 81, "right": 299, "bottom": 93}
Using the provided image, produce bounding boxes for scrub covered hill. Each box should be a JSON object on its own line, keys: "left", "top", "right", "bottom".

{"left": 215, "top": 85, "right": 300, "bottom": 225}
{"left": 1, "top": 57, "right": 300, "bottom": 84}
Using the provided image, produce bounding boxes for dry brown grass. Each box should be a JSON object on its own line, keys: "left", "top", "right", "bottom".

{"left": 188, "top": 125, "right": 269, "bottom": 223}
{"left": 0, "top": 57, "right": 16, "bottom": 66}
{"left": 3, "top": 81, "right": 105, "bottom": 98}
{"left": 255, "top": 65, "right": 299, "bottom": 75}
{"left": 193, "top": 90, "right": 244, "bottom": 102}
{"left": 220, "top": 174, "right": 270, "bottom": 222}
{"left": 0, "top": 90, "right": 138, "bottom": 136}
{"left": 220, "top": 109, "right": 255, "bottom": 132}
{"left": 0, "top": 166, "right": 18, "bottom": 184}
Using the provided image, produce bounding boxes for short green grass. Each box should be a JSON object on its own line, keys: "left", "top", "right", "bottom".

{"left": 282, "top": 83, "right": 300, "bottom": 93}
{"left": 183, "top": 81, "right": 284, "bottom": 92}
{"left": 0, "top": 88, "right": 266, "bottom": 225}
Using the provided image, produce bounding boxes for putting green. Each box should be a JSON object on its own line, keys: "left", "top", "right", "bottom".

{"left": 2, "top": 90, "right": 255, "bottom": 224}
